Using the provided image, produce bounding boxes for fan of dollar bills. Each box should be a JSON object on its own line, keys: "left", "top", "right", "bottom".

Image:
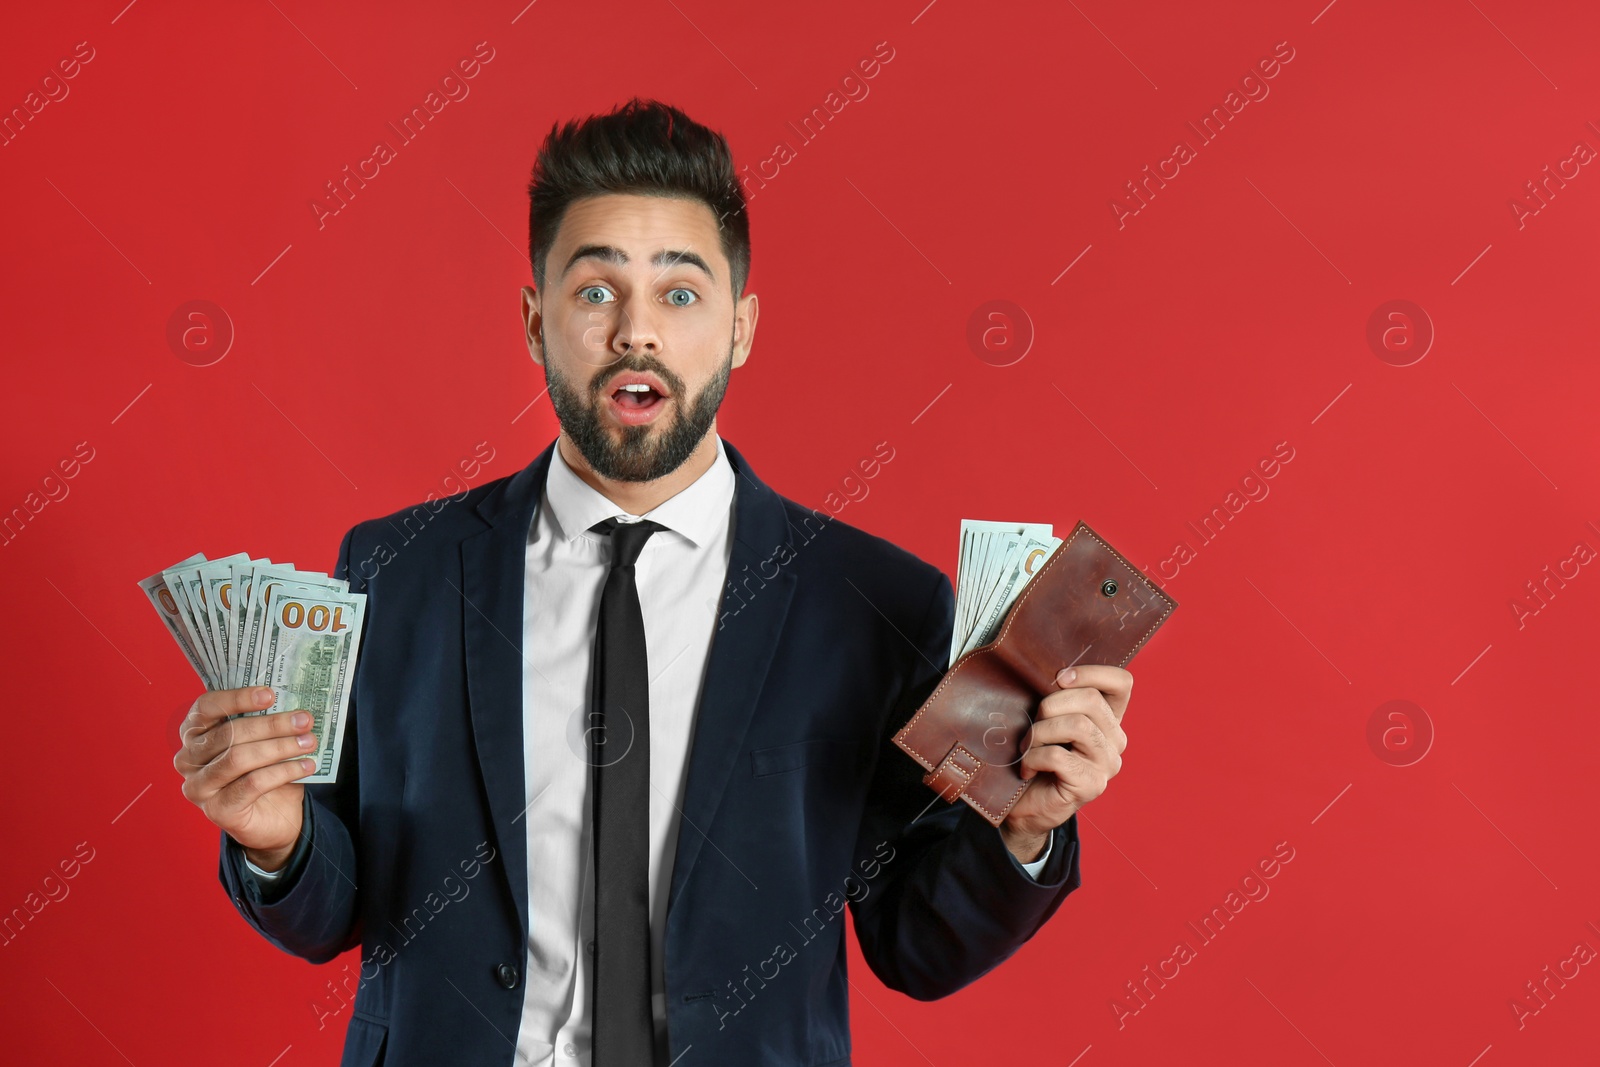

{"left": 949, "top": 520, "right": 1064, "bottom": 667}
{"left": 138, "top": 553, "right": 366, "bottom": 784}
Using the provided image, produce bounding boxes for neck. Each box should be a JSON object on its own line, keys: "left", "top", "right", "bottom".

{"left": 557, "top": 420, "right": 720, "bottom": 516}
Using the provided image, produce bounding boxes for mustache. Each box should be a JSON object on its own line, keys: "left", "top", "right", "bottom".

{"left": 591, "top": 356, "right": 683, "bottom": 398}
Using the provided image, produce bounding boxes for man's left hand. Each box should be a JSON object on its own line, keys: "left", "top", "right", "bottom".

{"left": 999, "top": 664, "right": 1132, "bottom": 863}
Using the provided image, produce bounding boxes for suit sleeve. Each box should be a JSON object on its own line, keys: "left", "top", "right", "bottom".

{"left": 848, "top": 569, "right": 1082, "bottom": 1001}
{"left": 235, "top": 791, "right": 313, "bottom": 893}
{"left": 216, "top": 523, "right": 368, "bottom": 964}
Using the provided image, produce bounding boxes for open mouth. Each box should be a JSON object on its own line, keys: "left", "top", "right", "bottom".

{"left": 613, "top": 383, "right": 663, "bottom": 408}
{"left": 606, "top": 381, "right": 671, "bottom": 425}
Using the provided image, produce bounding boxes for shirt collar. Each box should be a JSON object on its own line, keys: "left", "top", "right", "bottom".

{"left": 542, "top": 433, "right": 735, "bottom": 549}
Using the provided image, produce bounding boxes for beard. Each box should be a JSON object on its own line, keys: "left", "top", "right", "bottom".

{"left": 543, "top": 333, "right": 733, "bottom": 483}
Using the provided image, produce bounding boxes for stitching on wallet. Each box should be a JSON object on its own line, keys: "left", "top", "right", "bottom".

{"left": 944, "top": 744, "right": 977, "bottom": 779}
{"left": 929, "top": 743, "right": 1020, "bottom": 819}
{"left": 1079, "top": 525, "right": 1176, "bottom": 665}
{"left": 895, "top": 523, "right": 1174, "bottom": 806}
{"left": 927, "top": 745, "right": 976, "bottom": 788}
{"left": 895, "top": 526, "right": 1085, "bottom": 759}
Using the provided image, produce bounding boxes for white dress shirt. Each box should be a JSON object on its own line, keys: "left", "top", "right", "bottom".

{"left": 513, "top": 432, "right": 737, "bottom": 1065}
{"left": 245, "top": 430, "right": 1051, "bottom": 1064}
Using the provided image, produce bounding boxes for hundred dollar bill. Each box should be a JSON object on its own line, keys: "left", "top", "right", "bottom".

{"left": 140, "top": 550, "right": 368, "bottom": 783}
{"left": 173, "top": 557, "right": 234, "bottom": 682}
{"left": 958, "top": 533, "right": 1062, "bottom": 659}
{"left": 199, "top": 555, "right": 251, "bottom": 687}
{"left": 250, "top": 583, "right": 367, "bottom": 783}
{"left": 971, "top": 534, "right": 1022, "bottom": 631}
{"left": 958, "top": 523, "right": 1050, "bottom": 641}
{"left": 239, "top": 566, "right": 344, "bottom": 690}
{"left": 227, "top": 558, "right": 288, "bottom": 688}
{"left": 950, "top": 520, "right": 1054, "bottom": 666}
{"left": 139, "top": 554, "right": 213, "bottom": 686}
{"left": 226, "top": 559, "right": 271, "bottom": 689}
{"left": 161, "top": 559, "right": 220, "bottom": 687}
{"left": 958, "top": 532, "right": 1022, "bottom": 659}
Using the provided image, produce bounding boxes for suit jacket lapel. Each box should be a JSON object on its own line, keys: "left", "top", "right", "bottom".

{"left": 461, "top": 439, "right": 555, "bottom": 946}
{"left": 666, "top": 439, "right": 798, "bottom": 913}
{"left": 460, "top": 437, "right": 799, "bottom": 940}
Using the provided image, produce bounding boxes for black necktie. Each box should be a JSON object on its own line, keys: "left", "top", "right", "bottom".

{"left": 589, "top": 516, "right": 666, "bottom": 1067}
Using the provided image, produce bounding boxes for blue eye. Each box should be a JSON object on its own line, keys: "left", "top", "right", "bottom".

{"left": 580, "top": 286, "right": 613, "bottom": 305}
{"left": 667, "top": 288, "right": 697, "bottom": 307}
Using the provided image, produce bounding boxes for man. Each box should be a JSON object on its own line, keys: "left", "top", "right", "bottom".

{"left": 173, "top": 98, "right": 1132, "bottom": 1067}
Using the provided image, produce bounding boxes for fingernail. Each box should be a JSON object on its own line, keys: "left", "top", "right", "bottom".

{"left": 256, "top": 688, "right": 273, "bottom": 705}
{"left": 291, "top": 712, "right": 311, "bottom": 729}
{"left": 297, "top": 733, "right": 316, "bottom": 749}
{"left": 1058, "top": 668, "right": 1076, "bottom": 684}
{"left": 301, "top": 759, "right": 317, "bottom": 774}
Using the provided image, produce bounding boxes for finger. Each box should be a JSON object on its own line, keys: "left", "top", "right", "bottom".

{"left": 1038, "top": 684, "right": 1113, "bottom": 721}
{"left": 177, "top": 706, "right": 314, "bottom": 775}
{"left": 1019, "top": 743, "right": 1106, "bottom": 802}
{"left": 1037, "top": 686, "right": 1121, "bottom": 746}
{"left": 1027, "top": 711, "right": 1103, "bottom": 751}
{"left": 189, "top": 686, "right": 276, "bottom": 730}
{"left": 182, "top": 731, "right": 319, "bottom": 806}
{"left": 1035, "top": 692, "right": 1127, "bottom": 757}
{"left": 1052, "top": 665, "right": 1133, "bottom": 719}
{"left": 1025, "top": 713, "right": 1122, "bottom": 775}
{"left": 205, "top": 757, "right": 318, "bottom": 824}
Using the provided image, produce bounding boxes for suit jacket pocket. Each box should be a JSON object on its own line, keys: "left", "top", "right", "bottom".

{"left": 750, "top": 738, "right": 850, "bottom": 777}
{"left": 342, "top": 1014, "right": 388, "bottom": 1067}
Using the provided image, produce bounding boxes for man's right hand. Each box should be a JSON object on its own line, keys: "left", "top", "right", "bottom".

{"left": 173, "top": 686, "right": 319, "bottom": 873}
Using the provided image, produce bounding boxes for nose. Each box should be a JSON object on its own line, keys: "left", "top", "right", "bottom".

{"left": 611, "top": 290, "right": 662, "bottom": 358}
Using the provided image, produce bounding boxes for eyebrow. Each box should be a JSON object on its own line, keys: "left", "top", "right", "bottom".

{"left": 561, "top": 244, "right": 716, "bottom": 284}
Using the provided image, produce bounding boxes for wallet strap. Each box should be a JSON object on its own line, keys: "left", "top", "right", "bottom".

{"left": 922, "top": 742, "right": 984, "bottom": 802}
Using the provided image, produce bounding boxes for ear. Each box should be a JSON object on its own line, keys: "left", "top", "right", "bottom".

{"left": 730, "top": 291, "right": 759, "bottom": 370}
{"left": 521, "top": 286, "right": 545, "bottom": 367}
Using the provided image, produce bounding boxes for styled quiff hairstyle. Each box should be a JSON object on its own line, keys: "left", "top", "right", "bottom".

{"left": 526, "top": 97, "right": 750, "bottom": 299}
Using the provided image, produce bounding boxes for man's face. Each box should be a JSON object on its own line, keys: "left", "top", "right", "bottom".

{"left": 521, "top": 193, "right": 757, "bottom": 483}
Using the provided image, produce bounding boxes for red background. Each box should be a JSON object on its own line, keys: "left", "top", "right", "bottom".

{"left": 3, "top": 1, "right": 1598, "bottom": 1064}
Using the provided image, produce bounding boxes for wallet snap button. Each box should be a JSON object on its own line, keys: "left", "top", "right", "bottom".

{"left": 1101, "top": 579, "right": 1118, "bottom": 597}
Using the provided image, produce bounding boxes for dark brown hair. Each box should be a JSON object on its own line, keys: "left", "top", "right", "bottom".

{"left": 526, "top": 97, "right": 750, "bottom": 298}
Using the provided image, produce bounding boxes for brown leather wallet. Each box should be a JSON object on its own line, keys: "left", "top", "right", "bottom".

{"left": 893, "top": 521, "right": 1178, "bottom": 827}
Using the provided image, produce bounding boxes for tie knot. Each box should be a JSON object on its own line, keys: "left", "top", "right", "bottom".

{"left": 591, "top": 517, "right": 667, "bottom": 569}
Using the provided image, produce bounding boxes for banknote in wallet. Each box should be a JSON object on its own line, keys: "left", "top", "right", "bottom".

{"left": 893, "top": 520, "right": 1178, "bottom": 827}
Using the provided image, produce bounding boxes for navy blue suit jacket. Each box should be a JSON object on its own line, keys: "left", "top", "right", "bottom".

{"left": 219, "top": 437, "right": 1082, "bottom": 1067}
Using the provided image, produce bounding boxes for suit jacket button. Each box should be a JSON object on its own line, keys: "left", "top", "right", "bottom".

{"left": 496, "top": 962, "right": 520, "bottom": 989}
